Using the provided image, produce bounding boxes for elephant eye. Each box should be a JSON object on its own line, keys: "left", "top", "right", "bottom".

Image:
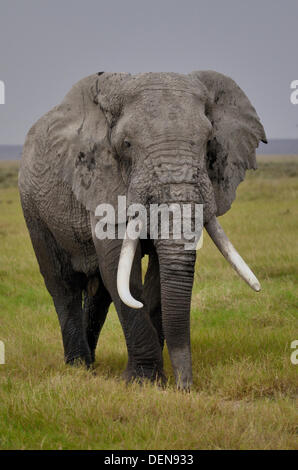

{"left": 123, "top": 139, "right": 131, "bottom": 149}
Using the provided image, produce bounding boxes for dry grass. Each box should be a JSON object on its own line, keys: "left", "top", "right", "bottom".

{"left": 0, "top": 156, "right": 297, "bottom": 449}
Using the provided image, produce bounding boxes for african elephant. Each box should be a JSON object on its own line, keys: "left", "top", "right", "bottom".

{"left": 19, "top": 71, "right": 266, "bottom": 390}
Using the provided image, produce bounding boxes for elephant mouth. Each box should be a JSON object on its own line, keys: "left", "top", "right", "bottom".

{"left": 117, "top": 215, "right": 261, "bottom": 309}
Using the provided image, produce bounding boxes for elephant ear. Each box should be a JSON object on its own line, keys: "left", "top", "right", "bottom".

{"left": 49, "top": 72, "right": 130, "bottom": 216}
{"left": 190, "top": 70, "right": 267, "bottom": 216}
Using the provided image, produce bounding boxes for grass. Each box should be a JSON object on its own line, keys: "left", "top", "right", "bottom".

{"left": 0, "top": 156, "right": 297, "bottom": 450}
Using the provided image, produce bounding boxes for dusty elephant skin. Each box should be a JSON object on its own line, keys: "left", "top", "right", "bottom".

{"left": 19, "top": 71, "right": 266, "bottom": 390}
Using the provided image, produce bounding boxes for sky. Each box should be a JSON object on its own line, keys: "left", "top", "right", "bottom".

{"left": 0, "top": 0, "right": 297, "bottom": 144}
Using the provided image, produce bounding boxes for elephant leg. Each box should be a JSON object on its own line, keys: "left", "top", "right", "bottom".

{"left": 91, "top": 226, "right": 164, "bottom": 383}
{"left": 83, "top": 275, "right": 111, "bottom": 362}
{"left": 143, "top": 248, "right": 164, "bottom": 350}
{"left": 23, "top": 212, "right": 92, "bottom": 366}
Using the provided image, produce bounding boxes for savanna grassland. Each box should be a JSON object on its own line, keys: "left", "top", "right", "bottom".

{"left": 0, "top": 156, "right": 297, "bottom": 450}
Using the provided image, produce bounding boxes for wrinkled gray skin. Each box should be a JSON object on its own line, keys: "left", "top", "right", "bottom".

{"left": 19, "top": 71, "right": 266, "bottom": 390}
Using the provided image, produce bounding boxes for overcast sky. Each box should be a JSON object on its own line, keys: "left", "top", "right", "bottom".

{"left": 0, "top": 0, "right": 297, "bottom": 144}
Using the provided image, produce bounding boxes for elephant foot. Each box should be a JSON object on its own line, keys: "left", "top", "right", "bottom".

{"left": 122, "top": 365, "right": 166, "bottom": 387}
{"left": 176, "top": 378, "right": 192, "bottom": 392}
{"left": 65, "top": 351, "right": 93, "bottom": 369}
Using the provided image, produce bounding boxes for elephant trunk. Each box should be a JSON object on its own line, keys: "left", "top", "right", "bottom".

{"left": 155, "top": 238, "right": 196, "bottom": 388}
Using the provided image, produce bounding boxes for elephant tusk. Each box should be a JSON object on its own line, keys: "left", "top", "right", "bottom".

{"left": 205, "top": 216, "right": 261, "bottom": 292}
{"left": 117, "top": 219, "right": 144, "bottom": 309}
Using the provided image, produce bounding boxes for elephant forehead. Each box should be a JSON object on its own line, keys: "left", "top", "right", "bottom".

{"left": 134, "top": 91, "right": 198, "bottom": 115}
{"left": 123, "top": 73, "right": 206, "bottom": 98}
{"left": 121, "top": 89, "right": 207, "bottom": 126}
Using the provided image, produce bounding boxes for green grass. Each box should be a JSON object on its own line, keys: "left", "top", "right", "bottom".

{"left": 0, "top": 157, "right": 297, "bottom": 450}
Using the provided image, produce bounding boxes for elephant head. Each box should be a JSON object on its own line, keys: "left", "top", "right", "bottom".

{"left": 56, "top": 71, "right": 266, "bottom": 387}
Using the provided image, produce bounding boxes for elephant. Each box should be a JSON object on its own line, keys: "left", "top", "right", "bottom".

{"left": 19, "top": 71, "right": 266, "bottom": 390}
